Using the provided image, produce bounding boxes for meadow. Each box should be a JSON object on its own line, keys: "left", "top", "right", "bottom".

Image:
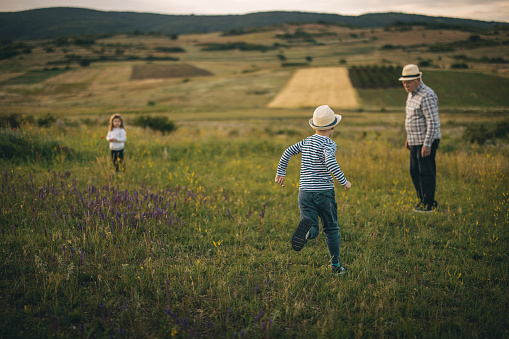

{"left": 1, "top": 22, "right": 509, "bottom": 338}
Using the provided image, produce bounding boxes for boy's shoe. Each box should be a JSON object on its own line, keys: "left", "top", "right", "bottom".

{"left": 414, "top": 201, "right": 437, "bottom": 213}
{"left": 291, "top": 218, "right": 313, "bottom": 251}
{"left": 332, "top": 265, "right": 347, "bottom": 275}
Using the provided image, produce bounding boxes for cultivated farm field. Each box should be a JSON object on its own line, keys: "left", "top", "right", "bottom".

{"left": 1, "top": 22, "right": 509, "bottom": 338}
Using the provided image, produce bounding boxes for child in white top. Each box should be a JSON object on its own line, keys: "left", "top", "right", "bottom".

{"left": 106, "top": 113, "right": 126, "bottom": 172}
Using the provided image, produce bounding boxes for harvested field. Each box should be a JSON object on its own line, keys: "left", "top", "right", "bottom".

{"left": 44, "top": 68, "right": 102, "bottom": 84}
{"left": 130, "top": 64, "right": 213, "bottom": 80}
{"left": 0, "top": 72, "right": 25, "bottom": 83}
{"left": 95, "top": 66, "right": 132, "bottom": 84}
{"left": 268, "top": 67, "right": 358, "bottom": 109}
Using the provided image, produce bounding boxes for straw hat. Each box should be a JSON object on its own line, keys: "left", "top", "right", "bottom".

{"left": 398, "top": 64, "right": 422, "bottom": 81}
{"left": 309, "top": 105, "right": 342, "bottom": 130}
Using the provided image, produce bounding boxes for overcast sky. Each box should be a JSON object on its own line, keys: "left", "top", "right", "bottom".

{"left": 1, "top": 0, "right": 508, "bottom": 22}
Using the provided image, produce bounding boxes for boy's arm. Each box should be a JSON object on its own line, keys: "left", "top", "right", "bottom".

{"left": 275, "top": 141, "right": 303, "bottom": 187}
{"left": 324, "top": 144, "right": 350, "bottom": 189}
{"left": 275, "top": 175, "right": 286, "bottom": 187}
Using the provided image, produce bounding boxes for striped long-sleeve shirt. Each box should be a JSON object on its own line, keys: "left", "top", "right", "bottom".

{"left": 276, "top": 134, "right": 348, "bottom": 191}
{"left": 405, "top": 82, "right": 441, "bottom": 148}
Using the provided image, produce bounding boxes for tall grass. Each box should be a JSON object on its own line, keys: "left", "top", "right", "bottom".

{"left": 1, "top": 121, "right": 508, "bottom": 338}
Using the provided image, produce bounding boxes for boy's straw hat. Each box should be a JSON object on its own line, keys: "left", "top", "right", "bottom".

{"left": 309, "top": 105, "right": 342, "bottom": 130}
{"left": 398, "top": 64, "right": 422, "bottom": 81}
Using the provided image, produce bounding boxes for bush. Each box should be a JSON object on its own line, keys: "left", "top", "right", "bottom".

{"left": 132, "top": 115, "right": 177, "bottom": 134}
{"left": 451, "top": 63, "right": 469, "bottom": 69}
{"left": 155, "top": 47, "right": 186, "bottom": 53}
{"left": 0, "top": 127, "right": 76, "bottom": 163}
{"left": 463, "top": 121, "right": 509, "bottom": 144}
{"left": 37, "top": 114, "right": 57, "bottom": 127}
{"left": 0, "top": 113, "right": 33, "bottom": 129}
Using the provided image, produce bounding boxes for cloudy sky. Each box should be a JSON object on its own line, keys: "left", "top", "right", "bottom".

{"left": 1, "top": 0, "right": 508, "bottom": 22}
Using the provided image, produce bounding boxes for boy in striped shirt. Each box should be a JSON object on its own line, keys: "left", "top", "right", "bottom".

{"left": 275, "top": 105, "right": 352, "bottom": 275}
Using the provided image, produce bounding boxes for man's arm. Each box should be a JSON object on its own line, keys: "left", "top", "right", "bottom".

{"left": 421, "top": 92, "right": 439, "bottom": 157}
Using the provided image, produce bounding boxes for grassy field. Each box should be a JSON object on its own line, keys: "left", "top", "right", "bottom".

{"left": 1, "top": 119, "right": 508, "bottom": 338}
{"left": 1, "top": 22, "right": 509, "bottom": 338}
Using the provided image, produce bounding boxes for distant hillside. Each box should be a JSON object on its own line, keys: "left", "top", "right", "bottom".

{"left": 0, "top": 7, "right": 507, "bottom": 41}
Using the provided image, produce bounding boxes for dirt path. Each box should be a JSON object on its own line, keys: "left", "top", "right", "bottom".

{"left": 268, "top": 67, "right": 358, "bottom": 109}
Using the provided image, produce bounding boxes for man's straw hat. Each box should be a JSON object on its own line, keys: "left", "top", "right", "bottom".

{"left": 309, "top": 105, "right": 342, "bottom": 130}
{"left": 398, "top": 64, "right": 422, "bottom": 81}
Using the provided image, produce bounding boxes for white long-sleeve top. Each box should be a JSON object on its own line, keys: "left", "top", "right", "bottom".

{"left": 106, "top": 128, "right": 126, "bottom": 150}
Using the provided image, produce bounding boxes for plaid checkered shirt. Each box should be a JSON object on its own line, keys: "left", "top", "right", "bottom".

{"left": 405, "top": 82, "right": 441, "bottom": 147}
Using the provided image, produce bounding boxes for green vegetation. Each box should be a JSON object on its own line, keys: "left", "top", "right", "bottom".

{"left": 348, "top": 65, "right": 403, "bottom": 89}
{"left": 462, "top": 121, "right": 509, "bottom": 144}
{"left": 0, "top": 40, "right": 32, "bottom": 60}
{"left": 0, "top": 118, "right": 508, "bottom": 337}
{"left": 276, "top": 29, "right": 337, "bottom": 41}
{"left": 1, "top": 8, "right": 505, "bottom": 41}
{"left": 199, "top": 42, "right": 279, "bottom": 52}
{"left": 46, "top": 54, "right": 179, "bottom": 67}
{"left": 4, "top": 69, "right": 69, "bottom": 85}
{"left": 0, "top": 126, "right": 80, "bottom": 163}
{"left": 0, "top": 17, "right": 508, "bottom": 337}
{"left": 155, "top": 47, "right": 186, "bottom": 53}
{"left": 356, "top": 70, "right": 509, "bottom": 109}
{"left": 428, "top": 35, "right": 507, "bottom": 53}
{"left": 132, "top": 115, "right": 178, "bottom": 134}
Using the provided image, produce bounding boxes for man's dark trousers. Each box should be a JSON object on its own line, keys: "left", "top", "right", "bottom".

{"left": 410, "top": 139, "right": 440, "bottom": 207}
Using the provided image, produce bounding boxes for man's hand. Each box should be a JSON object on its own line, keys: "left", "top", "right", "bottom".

{"left": 275, "top": 175, "right": 285, "bottom": 187}
{"left": 405, "top": 139, "right": 411, "bottom": 150}
{"left": 344, "top": 181, "right": 352, "bottom": 190}
{"left": 421, "top": 146, "right": 431, "bottom": 158}
{"left": 109, "top": 138, "right": 117, "bottom": 142}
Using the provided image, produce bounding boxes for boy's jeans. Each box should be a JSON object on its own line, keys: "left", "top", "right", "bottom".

{"left": 298, "top": 189, "right": 341, "bottom": 266}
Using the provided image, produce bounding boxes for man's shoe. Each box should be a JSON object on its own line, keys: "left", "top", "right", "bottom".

{"left": 291, "top": 218, "right": 312, "bottom": 251}
{"left": 332, "top": 265, "right": 347, "bottom": 275}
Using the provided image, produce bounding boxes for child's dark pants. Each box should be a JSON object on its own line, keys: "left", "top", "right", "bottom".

{"left": 111, "top": 149, "right": 124, "bottom": 172}
{"left": 298, "top": 189, "right": 341, "bottom": 266}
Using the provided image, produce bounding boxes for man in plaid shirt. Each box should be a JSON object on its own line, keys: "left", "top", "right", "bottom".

{"left": 399, "top": 64, "right": 441, "bottom": 212}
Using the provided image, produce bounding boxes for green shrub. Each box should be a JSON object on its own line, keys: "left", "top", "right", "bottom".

{"left": 462, "top": 121, "right": 509, "bottom": 144}
{"left": 451, "top": 63, "right": 469, "bottom": 69}
{"left": 0, "top": 113, "right": 34, "bottom": 129}
{"left": 132, "top": 115, "right": 177, "bottom": 134}
{"left": 154, "top": 47, "right": 186, "bottom": 53}
{"left": 36, "top": 114, "right": 56, "bottom": 127}
{"left": 0, "top": 127, "right": 76, "bottom": 162}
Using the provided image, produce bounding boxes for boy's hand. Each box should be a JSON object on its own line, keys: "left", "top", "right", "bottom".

{"left": 275, "top": 175, "right": 285, "bottom": 187}
{"left": 344, "top": 181, "right": 352, "bottom": 190}
{"left": 109, "top": 138, "right": 117, "bottom": 142}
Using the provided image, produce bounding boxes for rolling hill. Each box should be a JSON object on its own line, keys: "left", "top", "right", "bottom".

{"left": 0, "top": 7, "right": 507, "bottom": 41}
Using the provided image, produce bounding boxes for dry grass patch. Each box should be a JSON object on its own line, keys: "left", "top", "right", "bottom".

{"left": 0, "top": 72, "right": 25, "bottom": 83}
{"left": 268, "top": 67, "right": 358, "bottom": 109}
{"left": 94, "top": 66, "right": 132, "bottom": 84}
{"left": 44, "top": 68, "right": 102, "bottom": 84}
{"left": 130, "top": 64, "right": 213, "bottom": 80}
